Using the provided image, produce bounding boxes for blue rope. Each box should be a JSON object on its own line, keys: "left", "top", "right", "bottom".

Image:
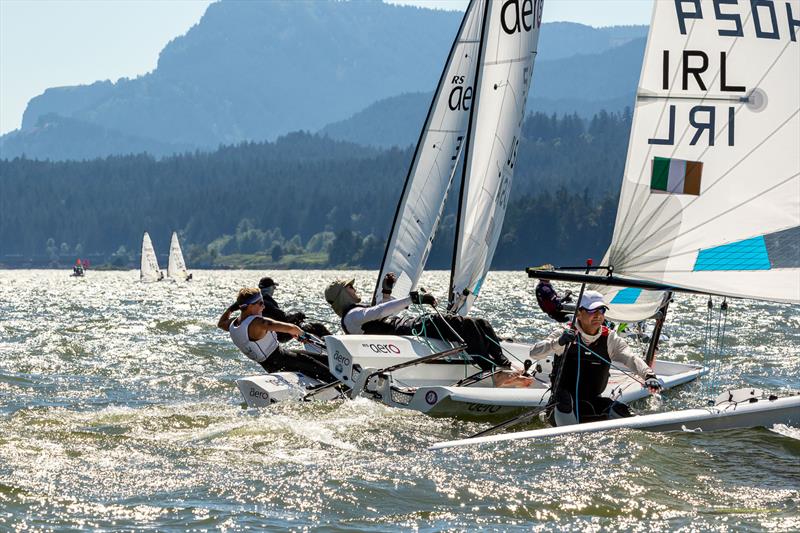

{"left": 572, "top": 336, "right": 646, "bottom": 386}
{"left": 575, "top": 341, "right": 581, "bottom": 422}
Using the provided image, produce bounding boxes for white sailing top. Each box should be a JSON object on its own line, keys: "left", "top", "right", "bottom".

{"left": 229, "top": 315, "right": 278, "bottom": 363}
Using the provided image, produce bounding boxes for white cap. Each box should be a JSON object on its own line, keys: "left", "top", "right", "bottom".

{"left": 579, "top": 290, "right": 609, "bottom": 311}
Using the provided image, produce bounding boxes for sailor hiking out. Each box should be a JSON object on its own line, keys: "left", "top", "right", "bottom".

{"left": 529, "top": 290, "right": 663, "bottom": 426}
{"left": 218, "top": 288, "right": 335, "bottom": 383}
{"left": 325, "top": 273, "right": 511, "bottom": 371}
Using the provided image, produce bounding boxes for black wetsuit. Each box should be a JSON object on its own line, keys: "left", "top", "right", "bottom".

{"left": 341, "top": 304, "right": 510, "bottom": 371}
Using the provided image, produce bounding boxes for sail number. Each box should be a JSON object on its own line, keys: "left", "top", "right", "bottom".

{"left": 675, "top": 0, "right": 800, "bottom": 41}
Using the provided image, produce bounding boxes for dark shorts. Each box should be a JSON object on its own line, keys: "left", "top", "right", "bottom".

{"left": 258, "top": 346, "right": 336, "bottom": 383}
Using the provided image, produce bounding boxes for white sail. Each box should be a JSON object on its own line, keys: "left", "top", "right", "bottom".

{"left": 140, "top": 232, "right": 162, "bottom": 282}
{"left": 373, "top": 0, "right": 486, "bottom": 304}
{"left": 167, "top": 231, "right": 189, "bottom": 281}
{"left": 603, "top": 0, "right": 800, "bottom": 306}
{"left": 449, "top": 0, "right": 544, "bottom": 315}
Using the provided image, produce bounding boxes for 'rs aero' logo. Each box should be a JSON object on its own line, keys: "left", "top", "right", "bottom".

{"left": 250, "top": 388, "right": 270, "bottom": 400}
{"left": 361, "top": 343, "right": 401, "bottom": 354}
{"left": 500, "top": 0, "right": 544, "bottom": 35}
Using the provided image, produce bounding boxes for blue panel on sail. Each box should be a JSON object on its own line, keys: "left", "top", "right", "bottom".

{"left": 693, "top": 236, "right": 771, "bottom": 271}
{"left": 610, "top": 288, "right": 642, "bottom": 304}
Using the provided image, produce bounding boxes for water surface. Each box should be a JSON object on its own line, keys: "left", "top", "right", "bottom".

{"left": 0, "top": 270, "right": 797, "bottom": 531}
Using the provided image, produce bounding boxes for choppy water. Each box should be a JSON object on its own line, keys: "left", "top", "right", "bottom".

{"left": 0, "top": 269, "right": 798, "bottom": 531}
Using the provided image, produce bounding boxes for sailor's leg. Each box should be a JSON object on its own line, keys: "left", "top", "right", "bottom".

{"left": 550, "top": 389, "right": 578, "bottom": 427}
{"left": 607, "top": 400, "right": 634, "bottom": 419}
{"left": 302, "top": 321, "right": 332, "bottom": 338}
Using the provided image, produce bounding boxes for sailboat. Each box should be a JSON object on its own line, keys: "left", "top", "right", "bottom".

{"left": 140, "top": 232, "right": 164, "bottom": 282}
{"left": 167, "top": 232, "right": 191, "bottom": 281}
{"left": 237, "top": 0, "right": 703, "bottom": 414}
{"left": 323, "top": 0, "right": 707, "bottom": 415}
{"left": 431, "top": 0, "right": 800, "bottom": 448}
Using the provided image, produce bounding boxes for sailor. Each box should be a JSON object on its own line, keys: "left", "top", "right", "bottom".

{"left": 324, "top": 273, "right": 511, "bottom": 371}
{"left": 535, "top": 277, "right": 573, "bottom": 323}
{"left": 528, "top": 290, "right": 663, "bottom": 426}
{"left": 258, "top": 276, "right": 332, "bottom": 340}
{"left": 217, "top": 288, "right": 335, "bottom": 382}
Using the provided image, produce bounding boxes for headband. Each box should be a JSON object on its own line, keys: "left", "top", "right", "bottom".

{"left": 239, "top": 293, "right": 264, "bottom": 308}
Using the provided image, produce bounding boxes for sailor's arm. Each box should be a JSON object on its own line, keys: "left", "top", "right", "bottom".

{"left": 528, "top": 330, "right": 565, "bottom": 359}
{"left": 217, "top": 303, "right": 239, "bottom": 332}
{"left": 343, "top": 296, "right": 412, "bottom": 333}
{"left": 608, "top": 332, "right": 654, "bottom": 379}
{"left": 251, "top": 316, "right": 303, "bottom": 338}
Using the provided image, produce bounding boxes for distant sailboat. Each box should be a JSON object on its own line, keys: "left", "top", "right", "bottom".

{"left": 140, "top": 232, "right": 163, "bottom": 282}
{"left": 167, "top": 232, "right": 190, "bottom": 281}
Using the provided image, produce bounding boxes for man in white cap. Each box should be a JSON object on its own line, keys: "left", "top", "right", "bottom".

{"left": 529, "top": 290, "right": 663, "bottom": 426}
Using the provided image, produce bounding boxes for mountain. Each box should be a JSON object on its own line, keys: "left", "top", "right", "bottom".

{"left": 321, "top": 37, "right": 646, "bottom": 148}
{"left": 1, "top": 0, "right": 647, "bottom": 160}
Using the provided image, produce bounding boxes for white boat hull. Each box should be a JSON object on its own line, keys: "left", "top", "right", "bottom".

{"left": 325, "top": 334, "right": 706, "bottom": 419}
{"left": 236, "top": 372, "right": 340, "bottom": 408}
{"left": 431, "top": 392, "right": 800, "bottom": 450}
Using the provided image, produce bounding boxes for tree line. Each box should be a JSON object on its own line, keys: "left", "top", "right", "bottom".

{"left": 0, "top": 110, "right": 632, "bottom": 269}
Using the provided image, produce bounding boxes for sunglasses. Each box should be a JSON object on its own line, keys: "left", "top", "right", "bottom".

{"left": 581, "top": 307, "right": 607, "bottom": 315}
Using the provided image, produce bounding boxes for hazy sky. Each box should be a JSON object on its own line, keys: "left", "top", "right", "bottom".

{"left": 0, "top": 0, "right": 654, "bottom": 135}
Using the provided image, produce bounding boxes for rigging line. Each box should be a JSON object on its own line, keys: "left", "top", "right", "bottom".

{"left": 614, "top": 34, "right": 793, "bottom": 259}
{"left": 609, "top": 137, "right": 800, "bottom": 270}
{"left": 612, "top": 13, "right": 706, "bottom": 247}
{"left": 613, "top": 11, "right": 756, "bottom": 255}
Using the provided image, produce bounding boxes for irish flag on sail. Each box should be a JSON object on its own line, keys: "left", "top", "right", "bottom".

{"left": 650, "top": 157, "right": 702, "bottom": 195}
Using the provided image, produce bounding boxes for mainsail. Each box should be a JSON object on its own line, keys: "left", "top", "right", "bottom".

{"left": 140, "top": 232, "right": 161, "bottom": 282}
{"left": 449, "top": 0, "right": 544, "bottom": 315}
{"left": 167, "top": 232, "right": 189, "bottom": 281}
{"left": 601, "top": 0, "right": 800, "bottom": 309}
{"left": 373, "top": 0, "right": 485, "bottom": 304}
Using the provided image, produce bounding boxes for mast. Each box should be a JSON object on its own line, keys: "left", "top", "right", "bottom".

{"left": 448, "top": 0, "right": 490, "bottom": 308}
{"left": 645, "top": 291, "right": 671, "bottom": 366}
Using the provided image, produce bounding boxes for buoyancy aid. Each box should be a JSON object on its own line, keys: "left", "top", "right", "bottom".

{"left": 229, "top": 315, "right": 279, "bottom": 363}
{"left": 551, "top": 325, "right": 611, "bottom": 399}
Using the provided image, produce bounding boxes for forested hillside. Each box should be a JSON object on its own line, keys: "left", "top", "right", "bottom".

{"left": 0, "top": 110, "right": 632, "bottom": 269}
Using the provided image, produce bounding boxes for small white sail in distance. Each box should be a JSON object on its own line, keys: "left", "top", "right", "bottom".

{"left": 167, "top": 231, "right": 190, "bottom": 281}
{"left": 140, "top": 232, "right": 162, "bottom": 282}
{"left": 449, "top": 0, "right": 545, "bottom": 315}
{"left": 373, "top": 0, "right": 485, "bottom": 304}
{"left": 598, "top": 0, "right": 799, "bottom": 314}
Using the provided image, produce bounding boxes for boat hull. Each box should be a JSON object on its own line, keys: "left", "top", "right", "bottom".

{"left": 431, "top": 393, "right": 800, "bottom": 449}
